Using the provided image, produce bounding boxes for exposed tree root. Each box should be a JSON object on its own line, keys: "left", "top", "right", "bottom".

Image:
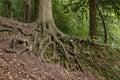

{"left": 0, "top": 29, "right": 12, "bottom": 32}
{"left": 29, "top": 22, "right": 84, "bottom": 72}
{"left": 1, "top": 23, "right": 14, "bottom": 29}
{"left": 0, "top": 17, "right": 84, "bottom": 72}
{"left": 17, "top": 28, "right": 32, "bottom": 36}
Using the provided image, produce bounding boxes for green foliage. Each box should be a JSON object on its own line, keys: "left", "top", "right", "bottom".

{"left": 0, "top": 0, "right": 120, "bottom": 47}
{"left": 52, "top": 0, "right": 89, "bottom": 38}
{"left": 0, "top": 0, "right": 26, "bottom": 21}
{"left": 52, "top": 0, "right": 76, "bottom": 36}
{"left": 11, "top": 0, "right": 26, "bottom": 21}
{"left": 0, "top": 0, "right": 10, "bottom": 17}
{"left": 81, "top": 50, "right": 90, "bottom": 57}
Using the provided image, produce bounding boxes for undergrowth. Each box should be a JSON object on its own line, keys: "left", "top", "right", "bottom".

{"left": 43, "top": 39, "right": 120, "bottom": 80}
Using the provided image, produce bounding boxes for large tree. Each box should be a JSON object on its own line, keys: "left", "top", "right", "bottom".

{"left": 37, "top": 0, "right": 64, "bottom": 37}
{"left": 32, "top": 0, "right": 83, "bottom": 71}
{"left": 0, "top": 0, "right": 83, "bottom": 71}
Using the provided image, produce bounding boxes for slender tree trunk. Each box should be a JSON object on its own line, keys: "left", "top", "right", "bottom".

{"left": 89, "top": 0, "right": 97, "bottom": 39}
{"left": 7, "top": 0, "right": 11, "bottom": 18}
{"left": 96, "top": 5, "right": 107, "bottom": 44}
{"left": 26, "top": 0, "right": 31, "bottom": 23}
{"left": 34, "top": 0, "right": 39, "bottom": 21}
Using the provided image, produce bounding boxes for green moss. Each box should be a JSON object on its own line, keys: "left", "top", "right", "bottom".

{"left": 0, "top": 32, "right": 4, "bottom": 36}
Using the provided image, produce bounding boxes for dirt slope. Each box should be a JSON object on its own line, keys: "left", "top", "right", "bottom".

{"left": 0, "top": 17, "right": 103, "bottom": 80}
{"left": 0, "top": 50, "right": 103, "bottom": 80}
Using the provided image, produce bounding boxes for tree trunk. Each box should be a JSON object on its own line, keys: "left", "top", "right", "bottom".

{"left": 96, "top": 5, "right": 107, "bottom": 44}
{"left": 34, "top": 0, "right": 39, "bottom": 21}
{"left": 33, "top": 0, "right": 83, "bottom": 71}
{"left": 26, "top": 0, "right": 31, "bottom": 23}
{"left": 7, "top": 0, "right": 11, "bottom": 18}
{"left": 37, "top": 0, "right": 64, "bottom": 37}
{"left": 89, "top": 0, "right": 97, "bottom": 39}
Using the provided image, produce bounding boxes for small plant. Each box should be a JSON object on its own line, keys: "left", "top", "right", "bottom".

{"left": 82, "top": 50, "right": 90, "bottom": 57}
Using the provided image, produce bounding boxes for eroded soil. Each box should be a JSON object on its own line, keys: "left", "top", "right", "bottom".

{"left": 0, "top": 17, "right": 104, "bottom": 80}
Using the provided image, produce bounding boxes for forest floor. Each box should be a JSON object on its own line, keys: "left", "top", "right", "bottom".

{"left": 0, "top": 17, "right": 120, "bottom": 80}
{"left": 0, "top": 17, "right": 103, "bottom": 80}
{"left": 0, "top": 49, "right": 102, "bottom": 80}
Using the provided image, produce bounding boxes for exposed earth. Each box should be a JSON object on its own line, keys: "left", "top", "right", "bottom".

{"left": 0, "top": 17, "right": 119, "bottom": 80}
{"left": 0, "top": 50, "right": 104, "bottom": 80}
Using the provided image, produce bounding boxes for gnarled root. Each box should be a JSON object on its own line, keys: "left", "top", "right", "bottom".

{"left": 32, "top": 22, "right": 84, "bottom": 72}
{"left": 0, "top": 18, "right": 84, "bottom": 72}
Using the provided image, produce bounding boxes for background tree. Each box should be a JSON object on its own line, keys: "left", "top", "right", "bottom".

{"left": 26, "top": 0, "right": 31, "bottom": 22}
{"left": 7, "top": 0, "right": 11, "bottom": 18}
{"left": 89, "top": 0, "right": 97, "bottom": 39}
{"left": 0, "top": 0, "right": 12, "bottom": 17}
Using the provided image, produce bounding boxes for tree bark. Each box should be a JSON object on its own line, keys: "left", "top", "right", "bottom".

{"left": 7, "top": 0, "right": 11, "bottom": 18}
{"left": 37, "top": 0, "right": 56, "bottom": 25}
{"left": 89, "top": 0, "right": 97, "bottom": 39}
{"left": 26, "top": 0, "right": 31, "bottom": 23}
{"left": 34, "top": 0, "right": 39, "bottom": 21}
{"left": 37, "top": 0, "right": 64, "bottom": 37}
